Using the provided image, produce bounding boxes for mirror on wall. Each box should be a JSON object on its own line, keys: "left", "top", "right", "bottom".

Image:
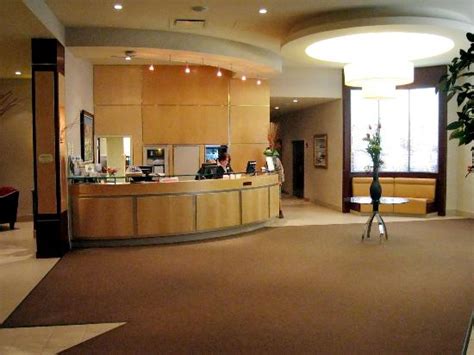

{"left": 96, "top": 136, "right": 132, "bottom": 176}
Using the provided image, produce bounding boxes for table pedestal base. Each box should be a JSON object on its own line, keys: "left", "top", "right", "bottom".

{"left": 362, "top": 211, "right": 388, "bottom": 241}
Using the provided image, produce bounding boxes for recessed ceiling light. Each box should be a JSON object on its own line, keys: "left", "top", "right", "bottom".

{"left": 274, "top": 106, "right": 280, "bottom": 110}
{"left": 125, "top": 55, "right": 132, "bottom": 61}
{"left": 217, "top": 68, "right": 222, "bottom": 77}
{"left": 148, "top": 64, "right": 155, "bottom": 71}
{"left": 256, "top": 79, "right": 262, "bottom": 85}
{"left": 15, "top": 71, "right": 21, "bottom": 76}
{"left": 293, "top": 98, "right": 298, "bottom": 103}
{"left": 114, "top": 4, "right": 123, "bottom": 10}
{"left": 259, "top": 8, "right": 268, "bottom": 14}
{"left": 185, "top": 63, "right": 191, "bottom": 74}
{"left": 241, "top": 75, "right": 247, "bottom": 81}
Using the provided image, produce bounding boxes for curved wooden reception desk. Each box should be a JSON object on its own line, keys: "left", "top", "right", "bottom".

{"left": 69, "top": 174, "right": 279, "bottom": 247}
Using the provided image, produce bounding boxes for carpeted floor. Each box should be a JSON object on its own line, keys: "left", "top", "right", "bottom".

{"left": 3, "top": 219, "right": 473, "bottom": 354}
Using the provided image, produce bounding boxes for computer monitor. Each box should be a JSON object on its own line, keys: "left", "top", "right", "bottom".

{"left": 246, "top": 160, "right": 256, "bottom": 175}
{"left": 138, "top": 165, "right": 152, "bottom": 175}
{"left": 265, "top": 156, "right": 275, "bottom": 172}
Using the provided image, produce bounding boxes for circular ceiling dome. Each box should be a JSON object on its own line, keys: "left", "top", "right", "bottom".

{"left": 305, "top": 32, "right": 455, "bottom": 63}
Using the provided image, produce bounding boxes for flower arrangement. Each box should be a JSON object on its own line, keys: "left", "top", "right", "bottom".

{"left": 363, "top": 123, "right": 383, "bottom": 173}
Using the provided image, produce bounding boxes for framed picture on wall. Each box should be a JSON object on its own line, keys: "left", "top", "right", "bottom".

{"left": 80, "top": 110, "right": 94, "bottom": 163}
{"left": 313, "top": 134, "right": 327, "bottom": 168}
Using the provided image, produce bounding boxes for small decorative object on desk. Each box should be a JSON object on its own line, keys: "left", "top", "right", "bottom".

{"left": 107, "top": 167, "right": 117, "bottom": 176}
{"left": 363, "top": 123, "right": 383, "bottom": 208}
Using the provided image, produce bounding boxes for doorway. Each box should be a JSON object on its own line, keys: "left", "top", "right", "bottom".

{"left": 292, "top": 140, "right": 304, "bottom": 198}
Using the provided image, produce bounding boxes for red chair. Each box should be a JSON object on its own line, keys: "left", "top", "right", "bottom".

{"left": 0, "top": 186, "right": 19, "bottom": 229}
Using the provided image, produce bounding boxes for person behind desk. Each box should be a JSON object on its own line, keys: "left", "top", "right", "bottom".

{"left": 215, "top": 153, "right": 233, "bottom": 179}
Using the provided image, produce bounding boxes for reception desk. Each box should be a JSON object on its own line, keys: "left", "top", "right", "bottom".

{"left": 69, "top": 174, "right": 279, "bottom": 247}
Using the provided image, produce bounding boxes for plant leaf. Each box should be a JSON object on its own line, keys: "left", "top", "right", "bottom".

{"left": 447, "top": 120, "right": 463, "bottom": 130}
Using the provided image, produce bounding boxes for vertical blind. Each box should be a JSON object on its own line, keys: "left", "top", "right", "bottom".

{"left": 351, "top": 88, "right": 439, "bottom": 173}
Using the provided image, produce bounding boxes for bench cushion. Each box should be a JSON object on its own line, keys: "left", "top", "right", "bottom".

{"left": 394, "top": 178, "right": 436, "bottom": 199}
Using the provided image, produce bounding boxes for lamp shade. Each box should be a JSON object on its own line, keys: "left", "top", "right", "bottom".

{"left": 344, "top": 60, "right": 414, "bottom": 98}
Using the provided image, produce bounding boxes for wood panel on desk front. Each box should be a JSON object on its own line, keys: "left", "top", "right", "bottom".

{"left": 242, "top": 187, "right": 269, "bottom": 224}
{"left": 137, "top": 195, "right": 195, "bottom": 236}
{"left": 269, "top": 185, "right": 280, "bottom": 218}
{"left": 142, "top": 105, "right": 227, "bottom": 144}
{"left": 94, "top": 66, "right": 142, "bottom": 105}
{"left": 230, "top": 106, "right": 269, "bottom": 144}
{"left": 142, "top": 66, "right": 230, "bottom": 105}
{"left": 72, "top": 197, "right": 134, "bottom": 239}
{"left": 196, "top": 191, "right": 240, "bottom": 231}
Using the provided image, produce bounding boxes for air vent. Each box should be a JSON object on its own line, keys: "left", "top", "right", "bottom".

{"left": 174, "top": 19, "right": 206, "bottom": 30}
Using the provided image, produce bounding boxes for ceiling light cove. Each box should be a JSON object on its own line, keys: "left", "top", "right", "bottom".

{"left": 305, "top": 32, "right": 454, "bottom": 63}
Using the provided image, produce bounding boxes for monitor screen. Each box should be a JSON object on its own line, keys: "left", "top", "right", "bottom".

{"left": 138, "top": 165, "right": 152, "bottom": 175}
{"left": 265, "top": 156, "right": 275, "bottom": 172}
{"left": 246, "top": 160, "right": 256, "bottom": 174}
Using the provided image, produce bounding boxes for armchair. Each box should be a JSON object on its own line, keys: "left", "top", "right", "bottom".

{"left": 0, "top": 186, "right": 19, "bottom": 229}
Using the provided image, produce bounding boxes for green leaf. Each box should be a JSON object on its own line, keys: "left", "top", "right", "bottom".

{"left": 467, "top": 33, "right": 474, "bottom": 42}
{"left": 447, "top": 120, "right": 463, "bottom": 130}
{"left": 450, "top": 129, "right": 464, "bottom": 139}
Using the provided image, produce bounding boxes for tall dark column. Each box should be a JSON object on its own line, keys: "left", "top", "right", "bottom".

{"left": 31, "top": 38, "right": 69, "bottom": 257}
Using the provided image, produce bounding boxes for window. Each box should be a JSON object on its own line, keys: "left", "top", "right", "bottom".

{"left": 350, "top": 88, "right": 439, "bottom": 173}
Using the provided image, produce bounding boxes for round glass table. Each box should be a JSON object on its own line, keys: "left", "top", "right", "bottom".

{"left": 349, "top": 197, "right": 409, "bottom": 241}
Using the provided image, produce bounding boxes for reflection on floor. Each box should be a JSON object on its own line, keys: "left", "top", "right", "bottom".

{"left": 0, "top": 199, "right": 469, "bottom": 353}
{"left": 269, "top": 195, "right": 462, "bottom": 227}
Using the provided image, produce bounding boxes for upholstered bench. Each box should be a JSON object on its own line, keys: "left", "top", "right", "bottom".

{"left": 351, "top": 177, "right": 436, "bottom": 215}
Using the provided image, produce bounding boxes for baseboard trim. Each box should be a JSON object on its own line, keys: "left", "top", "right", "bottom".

{"left": 312, "top": 199, "right": 342, "bottom": 212}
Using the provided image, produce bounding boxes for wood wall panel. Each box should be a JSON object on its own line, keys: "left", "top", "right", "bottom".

{"left": 72, "top": 197, "right": 134, "bottom": 238}
{"left": 94, "top": 106, "right": 143, "bottom": 165}
{"left": 94, "top": 66, "right": 142, "bottom": 105}
{"left": 35, "top": 71, "right": 57, "bottom": 214}
{"left": 137, "top": 195, "right": 194, "bottom": 236}
{"left": 269, "top": 185, "right": 280, "bottom": 217}
{"left": 230, "top": 79, "right": 269, "bottom": 106}
{"left": 242, "top": 187, "right": 269, "bottom": 224}
{"left": 231, "top": 106, "right": 269, "bottom": 144}
{"left": 142, "top": 105, "right": 227, "bottom": 144}
{"left": 196, "top": 191, "right": 240, "bottom": 231}
{"left": 142, "top": 66, "right": 229, "bottom": 105}
{"left": 230, "top": 144, "right": 267, "bottom": 173}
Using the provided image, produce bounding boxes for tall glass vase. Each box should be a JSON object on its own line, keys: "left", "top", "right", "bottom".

{"left": 370, "top": 166, "right": 382, "bottom": 212}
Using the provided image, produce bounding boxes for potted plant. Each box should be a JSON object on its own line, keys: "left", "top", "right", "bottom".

{"left": 438, "top": 32, "right": 473, "bottom": 176}
{"left": 363, "top": 123, "right": 383, "bottom": 205}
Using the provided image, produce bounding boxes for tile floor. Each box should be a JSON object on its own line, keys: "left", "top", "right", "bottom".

{"left": 0, "top": 199, "right": 470, "bottom": 354}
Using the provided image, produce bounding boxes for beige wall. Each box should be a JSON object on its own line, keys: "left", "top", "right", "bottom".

{"left": 446, "top": 97, "right": 474, "bottom": 217}
{"left": 278, "top": 100, "right": 343, "bottom": 211}
{"left": 93, "top": 65, "right": 269, "bottom": 172}
{"left": 0, "top": 79, "right": 33, "bottom": 218}
{"left": 65, "top": 48, "right": 94, "bottom": 158}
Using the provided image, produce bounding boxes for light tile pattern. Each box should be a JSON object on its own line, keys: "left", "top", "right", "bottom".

{"left": 0, "top": 323, "right": 125, "bottom": 354}
{"left": 0, "top": 222, "right": 59, "bottom": 324}
{"left": 268, "top": 196, "right": 463, "bottom": 227}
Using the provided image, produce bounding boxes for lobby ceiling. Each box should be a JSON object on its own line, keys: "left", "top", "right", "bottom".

{"left": 0, "top": 0, "right": 472, "bottom": 114}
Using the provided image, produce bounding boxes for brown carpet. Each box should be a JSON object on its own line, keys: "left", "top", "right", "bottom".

{"left": 3, "top": 219, "right": 473, "bottom": 354}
